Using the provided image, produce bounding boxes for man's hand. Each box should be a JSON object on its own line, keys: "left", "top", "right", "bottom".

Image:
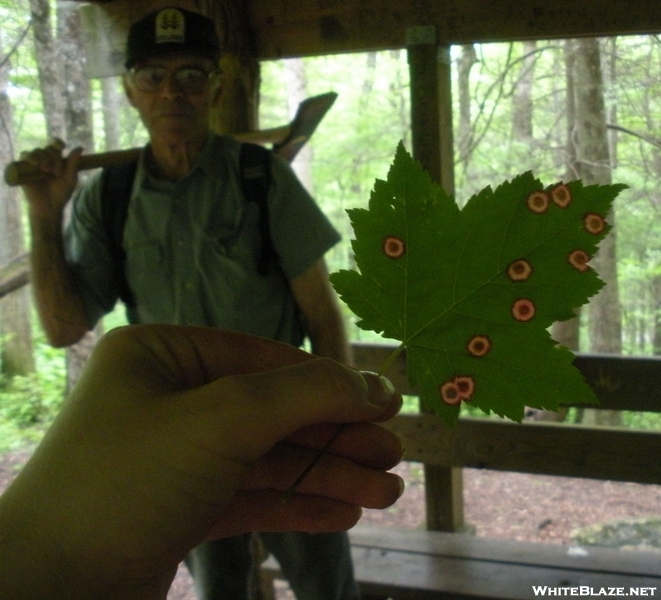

{"left": 0, "top": 325, "right": 403, "bottom": 599}
{"left": 19, "top": 139, "right": 82, "bottom": 217}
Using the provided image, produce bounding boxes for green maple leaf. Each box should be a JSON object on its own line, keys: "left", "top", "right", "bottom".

{"left": 330, "top": 143, "right": 627, "bottom": 426}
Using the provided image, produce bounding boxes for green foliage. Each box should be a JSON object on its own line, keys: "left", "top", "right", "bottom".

{"left": 621, "top": 411, "right": 661, "bottom": 430}
{"left": 0, "top": 372, "right": 60, "bottom": 427}
{"left": 260, "top": 53, "right": 411, "bottom": 343}
{"left": 0, "top": 339, "right": 66, "bottom": 451}
{"left": 331, "top": 143, "right": 625, "bottom": 425}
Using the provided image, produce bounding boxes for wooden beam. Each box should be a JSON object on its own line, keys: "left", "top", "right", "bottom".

{"left": 385, "top": 413, "right": 661, "bottom": 484}
{"left": 352, "top": 342, "right": 661, "bottom": 413}
{"left": 249, "top": 0, "right": 661, "bottom": 60}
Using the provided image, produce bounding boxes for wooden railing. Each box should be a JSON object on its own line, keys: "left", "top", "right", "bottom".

{"left": 352, "top": 341, "right": 661, "bottom": 531}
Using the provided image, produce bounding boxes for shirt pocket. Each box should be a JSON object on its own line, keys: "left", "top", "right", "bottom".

{"left": 208, "top": 202, "right": 262, "bottom": 268}
{"left": 124, "top": 242, "right": 167, "bottom": 299}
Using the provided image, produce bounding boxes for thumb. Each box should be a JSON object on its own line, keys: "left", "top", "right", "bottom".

{"left": 207, "top": 357, "right": 401, "bottom": 460}
{"left": 65, "top": 146, "right": 83, "bottom": 178}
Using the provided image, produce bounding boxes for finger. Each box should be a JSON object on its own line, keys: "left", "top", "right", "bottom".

{"left": 64, "top": 146, "right": 83, "bottom": 180}
{"left": 19, "top": 145, "right": 65, "bottom": 177}
{"left": 205, "top": 491, "right": 363, "bottom": 538}
{"left": 91, "top": 326, "right": 402, "bottom": 461}
{"left": 93, "top": 326, "right": 401, "bottom": 445}
{"left": 98, "top": 325, "right": 398, "bottom": 418}
{"left": 242, "top": 443, "right": 404, "bottom": 509}
{"left": 92, "top": 325, "right": 316, "bottom": 390}
{"left": 204, "top": 359, "right": 402, "bottom": 459}
{"left": 285, "top": 422, "right": 404, "bottom": 470}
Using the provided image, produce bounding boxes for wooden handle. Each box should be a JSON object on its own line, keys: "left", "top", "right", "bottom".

{"left": 4, "top": 91, "right": 340, "bottom": 186}
{"left": 4, "top": 148, "right": 143, "bottom": 187}
{"left": 3, "top": 125, "right": 293, "bottom": 187}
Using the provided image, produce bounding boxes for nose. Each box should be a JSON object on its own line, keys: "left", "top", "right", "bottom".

{"left": 159, "top": 73, "right": 186, "bottom": 98}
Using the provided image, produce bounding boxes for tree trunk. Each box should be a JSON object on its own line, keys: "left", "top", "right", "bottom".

{"left": 604, "top": 37, "right": 619, "bottom": 169}
{"left": 28, "top": 0, "right": 65, "bottom": 140}
{"left": 457, "top": 44, "right": 477, "bottom": 167}
{"left": 551, "top": 39, "right": 581, "bottom": 362}
{"left": 57, "top": 1, "right": 94, "bottom": 154}
{"left": 101, "top": 77, "right": 122, "bottom": 151}
{"left": 574, "top": 39, "right": 620, "bottom": 350}
{"left": 0, "top": 36, "right": 35, "bottom": 377}
{"left": 573, "top": 37, "right": 622, "bottom": 427}
{"left": 57, "top": 0, "right": 98, "bottom": 392}
{"left": 512, "top": 40, "right": 536, "bottom": 141}
{"left": 652, "top": 274, "right": 661, "bottom": 355}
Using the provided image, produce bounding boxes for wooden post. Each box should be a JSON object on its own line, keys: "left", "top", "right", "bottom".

{"left": 407, "top": 27, "right": 465, "bottom": 533}
{"left": 207, "top": 0, "right": 260, "bottom": 134}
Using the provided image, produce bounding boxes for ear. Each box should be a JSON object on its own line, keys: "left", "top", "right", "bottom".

{"left": 211, "top": 78, "right": 223, "bottom": 108}
{"left": 123, "top": 73, "right": 137, "bottom": 108}
{"left": 209, "top": 73, "right": 223, "bottom": 107}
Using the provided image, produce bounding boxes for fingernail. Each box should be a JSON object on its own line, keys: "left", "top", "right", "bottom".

{"left": 379, "top": 375, "right": 395, "bottom": 395}
{"left": 362, "top": 371, "right": 396, "bottom": 406}
{"left": 396, "top": 475, "right": 406, "bottom": 497}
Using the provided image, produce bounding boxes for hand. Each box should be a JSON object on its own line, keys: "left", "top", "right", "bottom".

{"left": 19, "top": 138, "right": 82, "bottom": 218}
{"left": 0, "top": 325, "right": 403, "bottom": 599}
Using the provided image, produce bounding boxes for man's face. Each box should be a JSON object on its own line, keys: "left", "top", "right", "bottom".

{"left": 124, "top": 54, "right": 220, "bottom": 146}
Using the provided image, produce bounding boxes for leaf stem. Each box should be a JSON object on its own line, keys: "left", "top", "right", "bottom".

{"left": 282, "top": 425, "right": 346, "bottom": 503}
{"left": 378, "top": 342, "right": 406, "bottom": 377}
{"left": 283, "top": 342, "right": 406, "bottom": 502}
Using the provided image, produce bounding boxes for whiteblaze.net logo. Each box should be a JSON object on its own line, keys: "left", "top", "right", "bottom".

{"left": 532, "top": 587, "right": 657, "bottom": 597}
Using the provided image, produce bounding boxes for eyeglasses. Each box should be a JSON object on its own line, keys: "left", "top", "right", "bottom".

{"left": 130, "top": 65, "right": 216, "bottom": 94}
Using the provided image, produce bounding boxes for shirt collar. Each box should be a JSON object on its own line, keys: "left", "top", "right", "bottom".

{"left": 133, "top": 132, "right": 222, "bottom": 193}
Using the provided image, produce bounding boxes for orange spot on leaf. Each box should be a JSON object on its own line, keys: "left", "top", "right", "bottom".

{"left": 584, "top": 213, "right": 606, "bottom": 235}
{"left": 467, "top": 335, "right": 492, "bottom": 357}
{"left": 512, "top": 298, "right": 536, "bottom": 322}
{"left": 526, "top": 190, "right": 549, "bottom": 214}
{"left": 440, "top": 380, "right": 462, "bottom": 406}
{"left": 568, "top": 250, "right": 591, "bottom": 272}
{"left": 507, "top": 259, "right": 533, "bottom": 282}
{"left": 454, "top": 376, "right": 475, "bottom": 401}
{"left": 382, "top": 236, "right": 406, "bottom": 259}
{"left": 551, "top": 183, "right": 572, "bottom": 208}
{"left": 440, "top": 375, "right": 476, "bottom": 405}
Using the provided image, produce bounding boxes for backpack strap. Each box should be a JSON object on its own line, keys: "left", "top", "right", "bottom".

{"left": 239, "top": 143, "right": 277, "bottom": 276}
{"left": 100, "top": 160, "right": 138, "bottom": 309}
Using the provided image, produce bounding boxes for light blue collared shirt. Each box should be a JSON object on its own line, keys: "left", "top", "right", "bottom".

{"left": 65, "top": 134, "right": 340, "bottom": 345}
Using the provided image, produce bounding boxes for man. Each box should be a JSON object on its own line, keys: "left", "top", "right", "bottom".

{"left": 20, "top": 7, "right": 358, "bottom": 599}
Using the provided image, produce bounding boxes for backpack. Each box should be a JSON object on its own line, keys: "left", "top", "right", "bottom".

{"left": 100, "top": 143, "right": 276, "bottom": 310}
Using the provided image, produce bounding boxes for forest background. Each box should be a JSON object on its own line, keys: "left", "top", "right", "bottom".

{"left": 1, "top": 0, "right": 661, "bottom": 452}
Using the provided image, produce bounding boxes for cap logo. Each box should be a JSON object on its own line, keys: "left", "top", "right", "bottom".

{"left": 155, "top": 8, "right": 185, "bottom": 44}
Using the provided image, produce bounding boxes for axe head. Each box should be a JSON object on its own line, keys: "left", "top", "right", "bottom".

{"left": 273, "top": 92, "right": 338, "bottom": 162}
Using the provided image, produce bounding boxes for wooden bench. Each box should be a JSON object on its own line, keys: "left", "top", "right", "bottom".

{"left": 261, "top": 343, "right": 661, "bottom": 599}
{"left": 263, "top": 525, "right": 661, "bottom": 599}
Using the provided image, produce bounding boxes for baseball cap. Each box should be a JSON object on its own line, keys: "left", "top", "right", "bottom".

{"left": 125, "top": 7, "right": 221, "bottom": 69}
